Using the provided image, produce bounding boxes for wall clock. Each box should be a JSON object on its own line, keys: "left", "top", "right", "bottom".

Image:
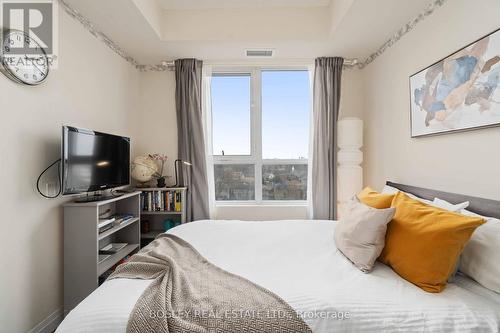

{"left": 1, "top": 30, "right": 50, "bottom": 85}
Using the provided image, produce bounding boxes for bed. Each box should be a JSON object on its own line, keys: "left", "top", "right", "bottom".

{"left": 56, "top": 183, "right": 500, "bottom": 333}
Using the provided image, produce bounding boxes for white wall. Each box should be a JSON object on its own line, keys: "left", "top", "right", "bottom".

{"left": 132, "top": 71, "right": 178, "bottom": 183}
{"left": 0, "top": 8, "right": 139, "bottom": 333}
{"left": 362, "top": 0, "right": 500, "bottom": 199}
{"left": 340, "top": 68, "right": 365, "bottom": 119}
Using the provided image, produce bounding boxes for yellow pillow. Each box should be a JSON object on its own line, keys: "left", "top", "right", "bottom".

{"left": 357, "top": 187, "right": 395, "bottom": 209}
{"left": 379, "top": 192, "right": 485, "bottom": 293}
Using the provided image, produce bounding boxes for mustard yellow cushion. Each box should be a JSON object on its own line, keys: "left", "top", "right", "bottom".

{"left": 358, "top": 187, "right": 395, "bottom": 209}
{"left": 379, "top": 192, "right": 485, "bottom": 293}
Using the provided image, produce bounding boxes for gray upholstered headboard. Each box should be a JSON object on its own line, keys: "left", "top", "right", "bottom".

{"left": 386, "top": 181, "right": 500, "bottom": 219}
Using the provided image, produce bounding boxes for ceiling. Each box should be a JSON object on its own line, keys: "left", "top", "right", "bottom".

{"left": 157, "top": 0, "right": 332, "bottom": 10}
{"left": 63, "top": 0, "right": 436, "bottom": 65}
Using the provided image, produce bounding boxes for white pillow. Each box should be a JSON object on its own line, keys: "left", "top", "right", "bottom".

{"left": 381, "top": 185, "right": 399, "bottom": 195}
{"left": 381, "top": 185, "right": 431, "bottom": 203}
{"left": 432, "top": 197, "right": 470, "bottom": 212}
{"left": 381, "top": 185, "right": 470, "bottom": 211}
{"left": 458, "top": 210, "right": 500, "bottom": 294}
{"left": 381, "top": 185, "right": 434, "bottom": 205}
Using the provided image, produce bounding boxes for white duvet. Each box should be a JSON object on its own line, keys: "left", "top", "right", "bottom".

{"left": 57, "top": 220, "right": 500, "bottom": 333}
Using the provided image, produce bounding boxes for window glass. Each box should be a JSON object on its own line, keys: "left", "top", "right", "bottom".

{"left": 262, "top": 70, "right": 310, "bottom": 159}
{"left": 262, "top": 164, "right": 307, "bottom": 200}
{"left": 214, "top": 164, "right": 255, "bottom": 200}
{"left": 211, "top": 74, "right": 251, "bottom": 156}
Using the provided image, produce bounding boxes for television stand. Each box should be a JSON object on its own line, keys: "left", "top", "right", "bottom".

{"left": 74, "top": 192, "right": 123, "bottom": 203}
{"left": 63, "top": 191, "right": 141, "bottom": 313}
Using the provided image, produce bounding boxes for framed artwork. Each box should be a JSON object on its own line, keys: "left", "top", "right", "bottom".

{"left": 410, "top": 28, "right": 500, "bottom": 137}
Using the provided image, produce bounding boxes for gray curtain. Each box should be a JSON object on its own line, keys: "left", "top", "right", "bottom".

{"left": 312, "top": 57, "right": 344, "bottom": 220}
{"left": 175, "top": 59, "right": 209, "bottom": 221}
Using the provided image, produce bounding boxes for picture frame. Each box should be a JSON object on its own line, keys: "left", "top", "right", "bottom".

{"left": 409, "top": 28, "right": 500, "bottom": 137}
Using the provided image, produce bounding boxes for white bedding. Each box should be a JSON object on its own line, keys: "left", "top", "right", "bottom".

{"left": 57, "top": 220, "right": 500, "bottom": 333}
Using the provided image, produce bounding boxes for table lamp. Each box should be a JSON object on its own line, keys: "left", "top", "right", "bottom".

{"left": 173, "top": 159, "right": 192, "bottom": 187}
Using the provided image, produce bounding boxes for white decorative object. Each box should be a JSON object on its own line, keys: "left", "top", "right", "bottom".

{"left": 131, "top": 155, "right": 159, "bottom": 183}
{"left": 337, "top": 117, "right": 363, "bottom": 217}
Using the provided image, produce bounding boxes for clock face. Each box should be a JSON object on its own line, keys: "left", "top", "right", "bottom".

{"left": 1, "top": 30, "right": 50, "bottom": 85}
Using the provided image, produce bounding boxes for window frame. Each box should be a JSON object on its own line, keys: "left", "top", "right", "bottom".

{"left": 209, "top": 66, "right": 310, "bottom": 206}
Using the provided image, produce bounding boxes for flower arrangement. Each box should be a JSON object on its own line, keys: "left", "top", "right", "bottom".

{"left": 149, "top": 154, "right": 168, "bottom": 187}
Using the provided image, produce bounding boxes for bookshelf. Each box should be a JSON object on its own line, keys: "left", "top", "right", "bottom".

{"left": 138, "top": 187, "right": 187, "bottom": 246}
{"left": 63, "top": 191, "right": 141, "bottom": 314}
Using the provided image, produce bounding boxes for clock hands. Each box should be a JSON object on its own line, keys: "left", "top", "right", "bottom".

{"left": 23, "top": 55, "right": 48, "bottom": 71}
{"left": 24, "top": 55, "right": 48, "bottom": 63}
{"left": 32, "top": 61, "right": 46, "bottom": 75}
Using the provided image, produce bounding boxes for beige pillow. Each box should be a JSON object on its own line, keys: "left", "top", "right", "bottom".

{"left": 334, "top": 196, "right": 396, "bottom": 272}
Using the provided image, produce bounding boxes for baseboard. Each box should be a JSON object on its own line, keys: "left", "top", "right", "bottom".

{"left": 29, "top": 309, "right": 63, "bottom": 333}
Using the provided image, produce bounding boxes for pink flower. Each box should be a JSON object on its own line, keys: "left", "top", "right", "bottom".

{"left": 149, "top": 153, "right": 168, "bottom": 177}
{"left": 149, "top": 154, "right": 168, "bottom": 161}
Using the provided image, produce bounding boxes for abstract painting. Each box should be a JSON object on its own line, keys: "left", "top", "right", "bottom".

{"left": 410, "top": 28, "right": 500, "bottom": 137}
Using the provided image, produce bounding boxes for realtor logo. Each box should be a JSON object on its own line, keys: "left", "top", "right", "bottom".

{"left": 2, "top": 1, "right": 53, "bottom": 53}
{"left": 1, "top": 0, "right": 58, "bottom": 62}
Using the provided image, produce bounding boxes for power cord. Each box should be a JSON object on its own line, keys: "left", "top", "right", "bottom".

{"left": 36, "top": 158, "right": 62, "bottom": 199}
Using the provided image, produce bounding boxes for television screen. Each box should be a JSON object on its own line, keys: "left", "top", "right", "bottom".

{"left": 62, "top": 126, "right": 130, "bottom": 194}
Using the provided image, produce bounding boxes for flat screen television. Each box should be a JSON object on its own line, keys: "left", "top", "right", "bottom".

{"left": 62, "top": 126, "right": 130, "bottom": 198}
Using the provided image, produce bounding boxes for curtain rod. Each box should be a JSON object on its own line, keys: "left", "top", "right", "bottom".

{"left": 343, "top": 58, "right": 358, "bottom": 66}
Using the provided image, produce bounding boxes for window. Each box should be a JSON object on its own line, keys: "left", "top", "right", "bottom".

{"left": 210, "top": 68, "right": 311, "bottom": 203}
{"left": 211, "top": 74, "right": 251, "bottom": 156}
{"left": 262, "top": 71, "right": 310, "bottom": 159}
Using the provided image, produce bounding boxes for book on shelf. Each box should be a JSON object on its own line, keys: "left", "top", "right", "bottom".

{"left": 140, "top": 189, "right": 183, "bottom": 213}
{"left": 113, "top": 214, "right": 135, "bottom": 224}
{"left": 175, "top": 192, "right": 182, "bottom": 212}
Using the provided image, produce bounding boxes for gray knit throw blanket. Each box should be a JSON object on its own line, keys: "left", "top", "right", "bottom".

{"left": 109, "top": 233, "right": 312, "bottom": 333}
